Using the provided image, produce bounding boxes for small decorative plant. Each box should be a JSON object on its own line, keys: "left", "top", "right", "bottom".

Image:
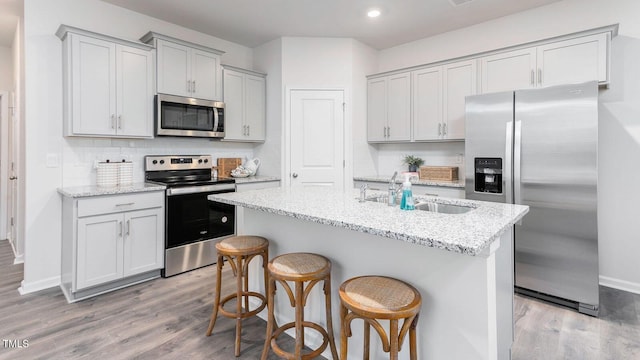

{"left": 403, "top": 155, "right": 424, "bottom": 172}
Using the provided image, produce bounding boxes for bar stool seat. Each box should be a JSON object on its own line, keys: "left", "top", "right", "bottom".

{"left": 206, "top": 235, "right": 269, "bottom": 357}
{"left": 339, "top": 275, "right": 422, "bottom": 360}
{"left": 262, "top": 252, "right": 339, "bottom": 360}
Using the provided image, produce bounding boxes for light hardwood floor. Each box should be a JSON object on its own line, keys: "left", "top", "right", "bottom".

{"left": 1, "top": 240, "right": 639, "bottom": 359}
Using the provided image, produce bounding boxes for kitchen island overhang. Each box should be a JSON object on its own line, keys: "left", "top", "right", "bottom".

{"left": 209, "top": 187, "right": 528, "bottom": 360}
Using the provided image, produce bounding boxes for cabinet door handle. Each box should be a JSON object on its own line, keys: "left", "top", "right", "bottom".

{"left": 119, "top": 221, "right": 123, "bottom": 237}
{"left": 111, "top": 114, "right": 116, "bottom": 129}
{"left": 538, "top": 68, "right": 542, "bottom": 84}
{"left": 530, "top": 70, "right": 535, "bottom": 86}
{"left": 126, "top": 219, "right": 130, "bottom": 236}
{"left": 423, "top": 193, "right": 439, "bottom": 197}
{"left": 117, "top": 115, "right": 122, "bottom": 129}
{"left": 438, "top": 123, "right": 442, "bottom": 136}
{"left": 247, "top": 125, "right": 250, "bottom": 136}
{"left": 387, "top": 126, "right": 390, "bottom": 138}
{"left": 192, "top": 80, "right": 196, "bottom": 93}
{"left": 443, "top": 123, "right": 447, "bottom": 136}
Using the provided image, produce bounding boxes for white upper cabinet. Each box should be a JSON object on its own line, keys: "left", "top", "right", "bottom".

{"left": 480, "top": 31, "right": 612, "bottom": 93}
{"left": 443, "top": 59, "right": 477, "bottom": 140}
{"left": 222, "top": 66, "right": 266, "bottom": 142}
{"left": 411, "top": 60, "right": 476, "bottom": 141}
{"left": 367, "top": 72, "right": 411, "bottom": 142}
{"left": 537, "top": 33, "right": 609, "bottom": 87}
{"left": 57, "top": 26, "right": 154, "bottom": 138}
{"left": 480, "top": 48, "right": 537, "bottom": 93}
{"left": 412, "top": 66, "right": 442, "bottom": 141}
{"left": 141, "top": 32, "right": 224, "bottom": 101}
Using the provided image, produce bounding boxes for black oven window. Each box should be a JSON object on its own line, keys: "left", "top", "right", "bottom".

{"left": 166, "top": 192, "right": 235, "bottom": 248}
{"left": 161, "top": 101, "right": 214, "bottom": 131}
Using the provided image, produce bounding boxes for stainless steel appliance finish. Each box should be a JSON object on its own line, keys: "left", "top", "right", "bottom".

{"left": 145, "top": 155, "right": 236, "bottom": 277}
{"left": 465, "top": 81, "right": 599, "bottom": 316}
{"left": 156, "top": 94, "right": 225, "bottom": 138}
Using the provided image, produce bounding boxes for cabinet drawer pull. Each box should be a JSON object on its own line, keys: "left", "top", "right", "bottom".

{"left": 119, "top": 221, "right": 123, "bottom": 237}
{"left": 111, "top": 114, "right": 116, "bottom": 129}
{"left": 247, "top": 125, "right": 250, "bottom": 136}
{"left": 387, "top": 126, "right": 390, "bottom": 137}
{"left": 443, "top": 123, "right": 447, "bottom": 136}
{"left": 424, "top": 193, "right": 439, "bottom": 197}
{"left": 115, "top": 202, "right": 135, "bottom": 207}
{"left": 438, "top": 123, "right": 442, "bottom": 136}
{"left": 192, "top": 80, "right": 196, "bottom": 93}
{"left": 117, "top": 115, "right": 122, "bottom": 129}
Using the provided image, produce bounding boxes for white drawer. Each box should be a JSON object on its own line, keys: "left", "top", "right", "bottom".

{"left": 77, "top": 191, "right": 164, "bottom": 218}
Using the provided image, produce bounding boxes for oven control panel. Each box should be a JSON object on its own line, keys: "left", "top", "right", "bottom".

{"left": 145, "top": 155, "right": 212, "bottom": 171}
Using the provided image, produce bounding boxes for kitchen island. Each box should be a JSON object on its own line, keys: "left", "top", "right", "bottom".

{"left": 209, "top": 187, "right": 528, "bottom": 360}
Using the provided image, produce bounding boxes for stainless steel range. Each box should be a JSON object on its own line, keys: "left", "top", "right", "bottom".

{"left": 145, "top": 155, "right": 236, "bottom": 277}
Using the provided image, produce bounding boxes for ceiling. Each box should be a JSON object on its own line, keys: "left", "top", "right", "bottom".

{"left": 0, "top": 0, "right": 21, "bottom": 47}
{"left": 99, "top": 0, "right": 562, "bottom": 50}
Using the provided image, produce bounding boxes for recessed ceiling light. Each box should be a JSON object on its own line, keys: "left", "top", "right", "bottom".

{"left": 367, "top": 9, "right": 381, "bottom": 18}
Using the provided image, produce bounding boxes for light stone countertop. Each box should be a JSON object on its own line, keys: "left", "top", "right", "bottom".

{"left": 57, "top": 182, "right": 166, "bottom": 198}
{"left": 209, "top": 186, "right": 528, "bottom": 256}
{"left": 354, "top": 176, "right": 465, "bottom": 188}
{"left": 232, "top": 175, "right": 281, "bottom": 184}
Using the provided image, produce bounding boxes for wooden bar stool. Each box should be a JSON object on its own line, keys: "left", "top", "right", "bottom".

{"left": 339, "top": 276, "right": 422, "bottom": 360}
{"left": 206, "top": 235, "right": 269, "bottom": 357}
{"left": 261, "top": 252, "right": 339, "bottom": 360}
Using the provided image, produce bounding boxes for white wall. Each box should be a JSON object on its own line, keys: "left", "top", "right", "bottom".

{"left": 278, "top": 37, "right": 377, "bottom": 188}
{"left": 21, "top": 0, "right": 257, "bottom": 293}
{"left": 0, "top": 46, "right": 12, "bottom": 90}
{"left": 377, "top": 0, "right": 640, "bottom": 292}
{"left": 253, "top": 38, "right": 283, "bottom": 178}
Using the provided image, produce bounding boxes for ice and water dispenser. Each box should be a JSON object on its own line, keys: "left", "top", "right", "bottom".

{"left": 474, "top": 158, "right": 503, "bottom": 194}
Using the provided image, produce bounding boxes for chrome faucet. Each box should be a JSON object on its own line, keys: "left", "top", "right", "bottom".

{"left": 388, "top": 171, "right": 401, "bottom": 206}
{"left": 359, "top": 183, "right": 368, "bottom": 202}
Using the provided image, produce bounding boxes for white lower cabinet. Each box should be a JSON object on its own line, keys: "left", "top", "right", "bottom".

{"left": 61, "top": 191, "right": 165, "bottom": 302}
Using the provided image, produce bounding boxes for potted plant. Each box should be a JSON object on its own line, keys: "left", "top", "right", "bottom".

{"left": 403, "top": 155, "right": 424, "bottom": 172}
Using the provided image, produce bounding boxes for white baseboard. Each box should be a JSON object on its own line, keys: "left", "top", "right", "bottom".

{"left": 18, "top": 276, "right": 60, "bottom": 295}
{"left": 13, "top": 254, "right": 24, "bottom": 264}
{"left": 600, "top": 275, "right": 640, "bottom": 295}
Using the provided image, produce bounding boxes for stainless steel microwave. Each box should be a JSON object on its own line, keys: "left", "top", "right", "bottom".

{"left": 156, "top": 94, "right": 225, "bottom": 138}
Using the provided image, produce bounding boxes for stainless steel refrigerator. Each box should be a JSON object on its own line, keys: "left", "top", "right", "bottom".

{"left": 465, "top": 81, "right": 599, "bottom": 316}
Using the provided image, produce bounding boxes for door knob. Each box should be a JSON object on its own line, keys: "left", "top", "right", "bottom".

{"left": 292, "top": 173, "right": 298, "bottom": 178}
{"left": 9, "top": 176, "right": 17, "bottom": 180}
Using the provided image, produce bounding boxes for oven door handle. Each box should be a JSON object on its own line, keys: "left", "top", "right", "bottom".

{"left": 166, "top": 183, "right": 236, "bottom": 196}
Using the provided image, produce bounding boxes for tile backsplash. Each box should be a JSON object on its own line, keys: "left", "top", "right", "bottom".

{"left": 61, "top": 137, "right": 256, "bottom": 187}
{"left": 375, "top": 142, "right": 465, "bottom": 181}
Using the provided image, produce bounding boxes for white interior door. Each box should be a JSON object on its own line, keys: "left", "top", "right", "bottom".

{"left": 0, "top": 93, "right": 7, "bottom": 240}
{"left": 289, "top": 89, "right": 344, "bottom": 190}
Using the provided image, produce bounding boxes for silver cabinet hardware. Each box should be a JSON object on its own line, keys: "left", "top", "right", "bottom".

{"left": 530, "top": 70, "right": 535, "bottom": 86}
{"left": 443, "top": 123, "right": 447, "bottom": 136}
{"left": 9, "top": 176, "right": 17, "bottom": 180}
{"left": 438, "top": 123, "right": 442, "bottom": 136}
{"left": 126, "top": 219, "right": 130, "bottom": 236}
{"left": 192, "top": 80, "right": 196, "bottom": 93}
{"left": 387, "top": 126, "right": 390, "bottom": 138}
{"left": 292, "top": 173, "right": 298, "bottom": 178}
{"left": 119, "top": 221, "right": 123, "bottom": 237}
{"left": 115, "top": 202, "right": 135, "bottom": 207}
{"left": 538, "top": 68, "right": 542, "bottom": 84}
{"left": 111, "top": 114, "right": 116, "bottom": 129}
{"left": 117, "top": 115, "right": 122, "bottom": 129}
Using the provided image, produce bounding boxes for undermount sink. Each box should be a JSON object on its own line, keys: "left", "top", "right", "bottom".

{"left": 363, "top": 195, "right": 390, "bottom": 203}
{"left": 414, "top": 201, "right": 475, "bottom": 214}
{"left": 360, "top": 196, "right": 474, "bottom": 214}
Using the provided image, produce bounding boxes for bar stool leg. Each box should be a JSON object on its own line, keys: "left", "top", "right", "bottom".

{"left": 409, "top": 314, "right": 419, "bottom": 360}
{"left": 340, "top": 303, "right": 349, "bottom": 360}
{"left": 261, "top": 276, "right": 275, "bottom": 360}
{"left": 363, "top": 320, "right": 370, "bottom": 360}
{"left": 294, "top": 280, "right": 304, "bottom": 358}
{"left": 390, "top": 319, "right": 399, "bottom": 360}
{"left": 234, "top": 255, "right": 244, "bottom": 357}
{"left": 206, "top": 254, "right": 225, "bottom": 336}
{"left": 323, "top": 276, "right": 339, "bottom": 360}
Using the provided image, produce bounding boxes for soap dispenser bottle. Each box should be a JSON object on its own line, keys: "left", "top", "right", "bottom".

{"left": 400, "top": 174, "right": 415, "bottom": 210}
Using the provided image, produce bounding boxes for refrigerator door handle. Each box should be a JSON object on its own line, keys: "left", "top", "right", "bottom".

{"left": 514, "top": 118, "right": 523, "bottom": 207}
{"left": 505, "top": 121, "right": 514, "bottom": 204}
